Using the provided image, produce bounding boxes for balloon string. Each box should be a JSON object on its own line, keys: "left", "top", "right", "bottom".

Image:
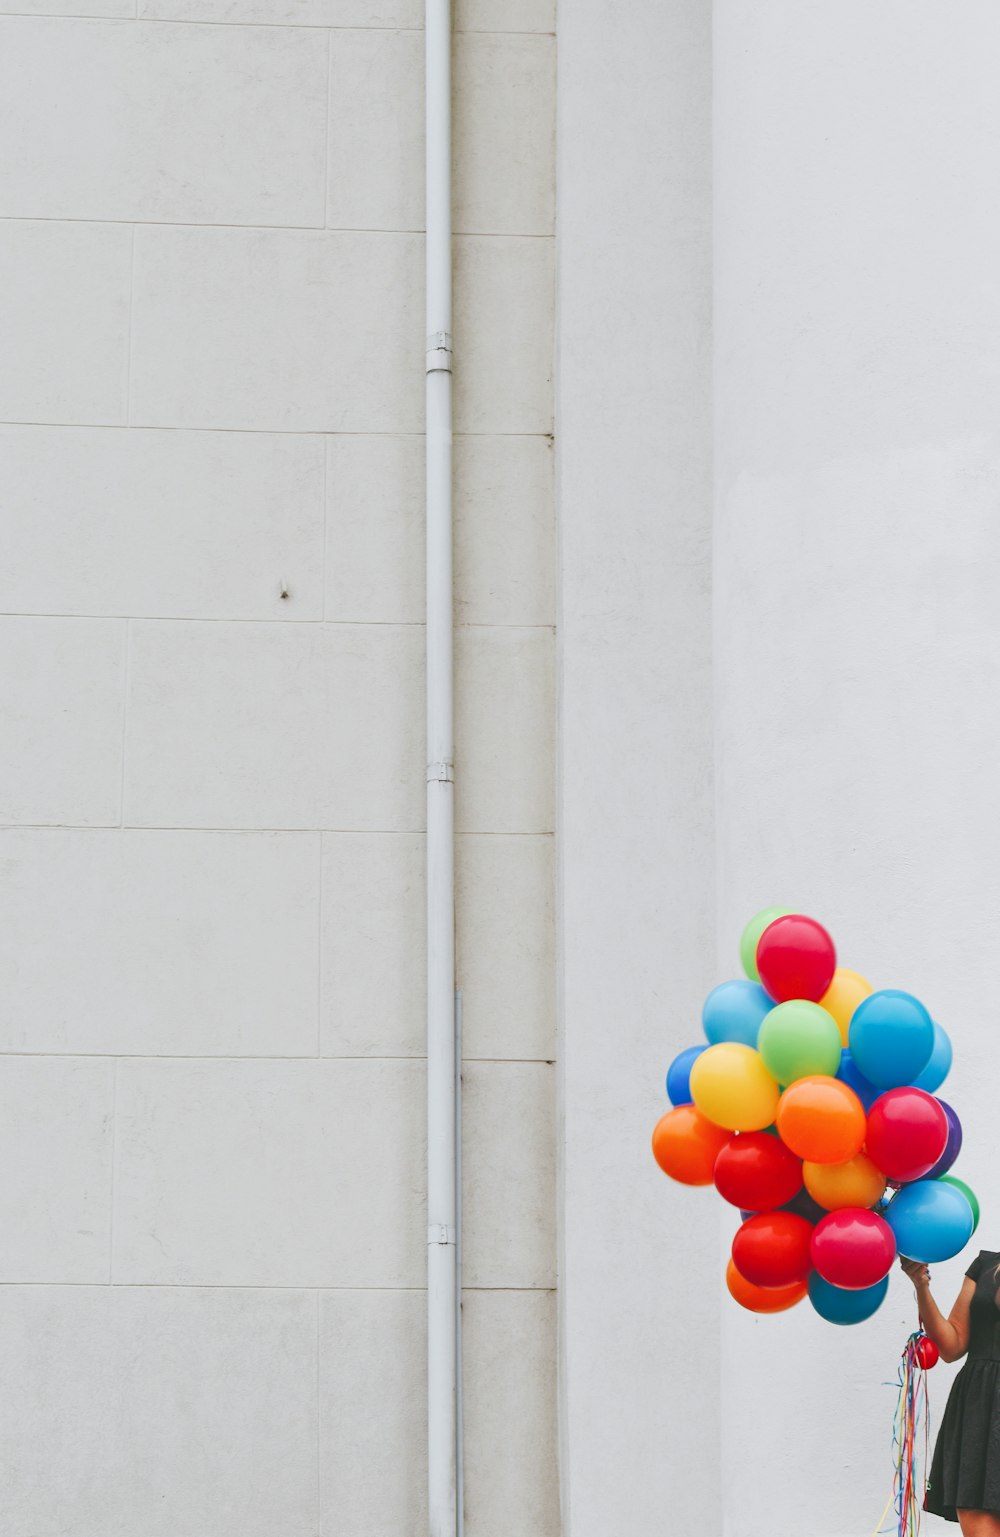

{"left": 871, "top": 1333, "right": 930, "bottom": 1536}
{"left": 870, "top": 1490, "right": 895, "bottom": 1536}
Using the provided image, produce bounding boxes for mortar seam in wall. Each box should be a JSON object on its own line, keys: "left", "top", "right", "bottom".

{"left": 0, "top": 1051, "right": 555, "bottom": 1064}
{"left": 117, "top": 618, "right": 130, "bottom": 825}
{"left": 124, "top": 224, "right": 136, "bottom": 424}
{"left": 314, "top": 1290, "right": 322, "bottom": 1532}
{"left": 0, "top": 1279, "right": 557, "bottom": 1292}
{"left": 0, "top": 422, "right": 554, "bottom": 440}
{"left": 108, "top": 1058, "right": 119, "bottom": 1283}
{"left": 0, "top": 613, "right": 556, "bottom": 629}
{"left": 0, "top": 212, "right": 554, "bottom": 239}
{"left": 0, "top": 14, "right": 554, "bottom": 36}
{"left": 322, "top": 28, "right": 332, "bottom": 231}
{"left": 0, "top": 825, "right": 556, "bottom": 837}
{"left": 321, "top": 436, "right": 329, "bottom": 620}
{"left": 0, "top": 428, "right": 554, "bottom": 443}
{"left": 315, "top": 833, "right": 324, "bottom": 1057}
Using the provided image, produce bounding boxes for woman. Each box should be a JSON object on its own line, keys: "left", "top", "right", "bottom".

{"left": 901, "top": 1250, "right": 1000, "bottom": 1534}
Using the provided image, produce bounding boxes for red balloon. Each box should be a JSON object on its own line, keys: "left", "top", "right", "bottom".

{"left": 732, "top": 1212, "right": 814, "bottom": 1288}
{"left": 713, "top": 1132, "right": 803, "bottom": 1211}
{"left": 865, "top": 1089, "right": 948, "bottom": 1183}
{"left": 914, "top": 1336, "right": 940, "bottom": 1369}
{"left": 810, "top": 1208, "right": 897, "bottom": 1289}
{"left": 757, "top": 914, "right": 837, "bottom": 1003}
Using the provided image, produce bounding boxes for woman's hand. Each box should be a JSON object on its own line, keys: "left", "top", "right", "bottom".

{"left": 899, "top": 1255, "right": 931, "bottom": 1290}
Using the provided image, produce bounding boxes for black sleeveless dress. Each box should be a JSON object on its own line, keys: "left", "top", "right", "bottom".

{"left": 925, "top": 1249, "right": 1000, "bottom": 1522}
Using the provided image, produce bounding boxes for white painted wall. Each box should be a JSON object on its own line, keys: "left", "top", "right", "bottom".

{"left": 714, "top": 3, "right": 1000, "bottom": 1533}
{"left": 557, "top": 3, "right": 718, "bottom": 1534}
{"left": 560, "top": 4, "right": 1000, "bottom": 1536}
{"left": 12, "top": 2, "right": 992, "bottom": 1531}
{"left": 0, "top": 8, "right": 557, "bottom": 1534}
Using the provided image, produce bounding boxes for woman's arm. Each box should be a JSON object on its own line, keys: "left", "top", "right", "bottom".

{"left": 900, "top": 1258, "right": 975, "bottom": 1364}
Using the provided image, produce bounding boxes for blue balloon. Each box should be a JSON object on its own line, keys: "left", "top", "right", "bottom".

{"left": 702, "top": 980, "right": 772, "bottom": 1047}
{"left": 808, "top": 1271, "right": 889, "bottom": 1325}
{"left": 912, "top": 1021, "right": 953, "bottom": 1094}
{"left": 665, "top": 1045, "right": 707, "bottom": 1106}
{"left": 884, "top": 1179, "right": 975, "bottom": 1263}
{"left": 848, "top": 989, "right": 935, "bottom": 1089}
{"left": 836, "top": 1048, "right": 881, "bottom": 1111}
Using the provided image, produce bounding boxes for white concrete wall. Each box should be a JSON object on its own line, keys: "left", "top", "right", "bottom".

{"left": 560, "top": 4, "right": 1000, "bottom": 1536}
{"left": 714, "top": 3, "right": 1000, "bottom": 1533}
{"left": 0, "top": 8, "right": 557, "bottom": 1534}
{"left": 557, "top": 3, "right": 718, "bottom": 1534}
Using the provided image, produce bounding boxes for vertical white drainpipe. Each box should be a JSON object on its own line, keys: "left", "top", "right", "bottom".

{"left": 425, "top": 2, "right": 457, "bottom": 1535}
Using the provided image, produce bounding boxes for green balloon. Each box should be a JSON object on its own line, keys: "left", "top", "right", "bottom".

{"left": 740, "top": 907, "right": 793, "bottom": 982}
{"left": 940, "top": 1174, "right": 980, "bottom": 1233}
{"left": 757, "top": 1000, "right": 842, "bottom": 1085}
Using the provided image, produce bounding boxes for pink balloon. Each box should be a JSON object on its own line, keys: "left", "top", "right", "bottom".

{"left": 865, "top": 1088, "right": 948, "bottom": 1183}
{"left": 811, "top": 1208, "right": 897, "bottom": 1290}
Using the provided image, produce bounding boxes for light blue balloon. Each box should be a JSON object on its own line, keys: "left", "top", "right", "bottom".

{"left": 912, "top": 1021, "right": 953, "bottom": 1094}
{"left": 884, "top": 1180, "right": 975, "bottom": 1264}
{"left": 808, "top": 1271, "right": 889, "bottom": 1326}
{"left": 848, "top": 989, "right": 935, "bottom": 1089}
{"left": 836, "top": 1048, "right": 881, "bottom": 1112}
{"left": 702, "top": 980, "right": 772, "bottom": 1047}
{"left": 666, "top": 1045, "right": 706, "bottom": 1106}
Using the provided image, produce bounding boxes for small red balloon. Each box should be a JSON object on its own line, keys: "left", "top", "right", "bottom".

{"left": 810, "top": 1208, "right": 897, "bottom": 1290}
{"left": 713, "top": 1132, "right": 803, "bottom": 1211}
{"left": 732, "top": 1212, "right": 814, "bottom": 1288}
{"left": 756, "top": 914, "right": 837, "bottom": 1003}
{"left": 865, "top": 1088, "right": 948, "bottom": 1183}
{"left": 914, "top": 1336, "right": 939, "bottom": 1369}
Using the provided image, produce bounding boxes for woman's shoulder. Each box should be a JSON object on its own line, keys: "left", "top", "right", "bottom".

{"left": 965, "top": 1248, "right": 1000, "bottom": 1280}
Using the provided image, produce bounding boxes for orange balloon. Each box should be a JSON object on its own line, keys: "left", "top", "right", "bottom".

{"left": 726, "top": 1258, "right": 807, "bottom": 1313}
{"left": 775, "top": 1076, "right": 866, "bottom": 1164}
{"left": 804, "top": 1152, "right": 887, "bottom": 1210}
{"left": 651, "top": 1105, "right": 730, "bottom": 1186}
{"left": 819, "top": 968, "right": 874, "bottom": 1045}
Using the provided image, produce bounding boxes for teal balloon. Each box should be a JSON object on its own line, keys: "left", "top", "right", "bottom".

{"left": 848, "top": 990, "right": 935, "bottom": 1089}
{"left": 757, "top": 1000, "right": 841, "bottom": 1084}
{"left": 808, "top": 1270, "right": 889, "bottom": 1325}
{"left": 702, "top": 980, "right": 772, "bottom": 1047}
{"left": 884, "top": 1180, "right": 975, "bottom": 1263}
{"left": 940, "top": 1175, "right": 980, "bottom": 1234}
{"left": 912, "top": 1021, "right": 953, "bottom": 1094}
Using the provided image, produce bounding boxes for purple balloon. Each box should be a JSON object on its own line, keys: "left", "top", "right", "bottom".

{"left": 741, "top": 1188, "right": 828, "bottom": 1226}
{"left": 925, "top": 1100, "right": 963, "bottom": 1181}
{"left": 781, "top": 1187, "right": 827, "bottom": 1225}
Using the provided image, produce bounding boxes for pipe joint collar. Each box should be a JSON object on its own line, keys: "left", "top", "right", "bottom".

{"left": 426, "top": 330, "right": 454, "bottom": 374}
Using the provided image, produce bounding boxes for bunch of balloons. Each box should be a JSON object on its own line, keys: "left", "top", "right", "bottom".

{"left": 652, "top": 909, "right": 977, "bottom": 1325}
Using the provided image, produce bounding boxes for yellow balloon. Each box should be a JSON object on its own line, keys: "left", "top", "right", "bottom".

{"left": 819, "top": 967, "right": 873, "bottom": 1045}
{"left": 689, "top": 1042, "right": 780, "bottom": 1132}
{"left": 803, "top": 1153, "right": 887, "bottom": 1211}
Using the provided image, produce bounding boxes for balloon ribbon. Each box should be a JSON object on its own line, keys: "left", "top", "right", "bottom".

{"left": 871, "top": 1332, "right": 931, "bottom": 1537}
